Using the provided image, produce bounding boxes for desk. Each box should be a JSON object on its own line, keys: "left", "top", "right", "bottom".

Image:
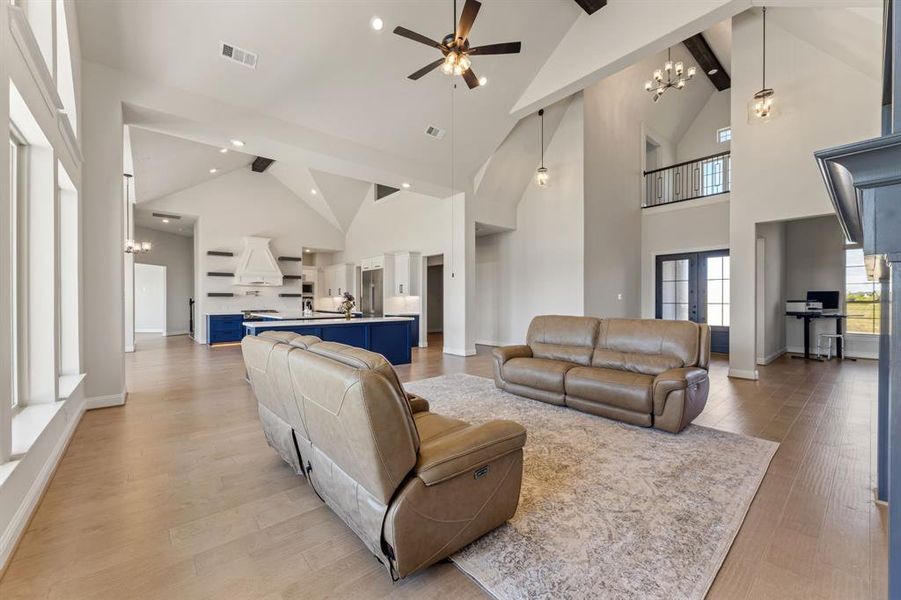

{"left": 785, "top": 312, "right": 853, "bottom": 361}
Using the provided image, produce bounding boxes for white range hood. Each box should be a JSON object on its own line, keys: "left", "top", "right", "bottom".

{"left": 234, "top": 236, "right": 283, "bottom": 286}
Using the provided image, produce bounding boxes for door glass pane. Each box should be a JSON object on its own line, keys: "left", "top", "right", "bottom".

{"left": 676, "top": 280, "right": 688, "bottom": 303}
{"left": 660, "top": 258, "right": 690, "bottom": 322}
{"left": 706, "top": 255, "right": 729, "bottom": 329}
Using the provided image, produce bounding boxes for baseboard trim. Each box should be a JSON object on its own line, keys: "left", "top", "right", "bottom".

{"left": 0, "top": 398, "right": 85, "bottom": 574}
{"left": 474, "top": 339, "right": 502, "bottom": 348}
{"left": 125, "top": 345, "right": 135, "bottom": 353}
{"left": 86, "top": 392, "right": 126, "bottom": 410}
{"left": 135, "top": 329, "right": 165, "bottom": 334}
{"left": 728, "top": 368, "right": 759, "bottom": 380}
{"left": 756, "top": 348, "right": 786, "bottom": 366}
{"left": 444, "top": 346, "right": 477, "bottom": 357}
{"left": 167, "top": 330, "right": 189, "bottom": 337}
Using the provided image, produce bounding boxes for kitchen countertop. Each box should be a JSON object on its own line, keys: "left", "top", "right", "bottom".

{"left": 251, "top": 311, "right": 361, "bottom": 320}
{"left": 243, "top": 317, "right": 413, "bottom": 328}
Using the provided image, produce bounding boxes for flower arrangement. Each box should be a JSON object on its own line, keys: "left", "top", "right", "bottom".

{"left": 339, "top": 292, "right": 355, "bottom": 320}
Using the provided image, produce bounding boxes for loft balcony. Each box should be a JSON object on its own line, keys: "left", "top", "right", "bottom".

{"left": 643, "top": 151, "right": 731, "bottom": 208}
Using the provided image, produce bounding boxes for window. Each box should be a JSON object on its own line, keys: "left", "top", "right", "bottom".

{"left": 700, "top": 155, "right": 730, "bottom": 196}
{"left": 8, "top": 133, "right": 19, "bottom": 409}
{"left": 845, "top": 246, "right": 880, "bottom": 334}
{"left": 717, "top": 127, "right": 732, "bottom": 143}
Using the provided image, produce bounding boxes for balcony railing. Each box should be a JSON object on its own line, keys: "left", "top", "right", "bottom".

{"left": 643, "top": 151, "right": 731, "bottom": 208}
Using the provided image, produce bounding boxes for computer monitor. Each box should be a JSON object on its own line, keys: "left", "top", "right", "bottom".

{"left": 807, "top": 290, "right": 840, "bottom": 310}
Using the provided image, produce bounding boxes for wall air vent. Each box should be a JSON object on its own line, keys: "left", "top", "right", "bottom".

{"left": 424, "top": 125, "right": 446, "bottom": 140}
{"left": 152, "top": 212, "right": 181, "bottom": 220}
{"left": 221, "top": 42, "right": 258, "bottom": 69}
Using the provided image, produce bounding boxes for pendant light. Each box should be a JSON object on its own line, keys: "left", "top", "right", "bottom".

{"left": 124, "top": 173, "right": 151, "bottom": 254}
{"left": 535, "top": 108, "right": 548, "bottom": 187}
{"left": 750, "top": 6, "right": 776, "bottom": 121}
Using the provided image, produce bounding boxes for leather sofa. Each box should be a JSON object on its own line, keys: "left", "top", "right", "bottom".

{"left": 493, "top": 316, "right": 710, "bottom": 433}
{"left": 242, "top": 331, "right": 526, "bottom": 579}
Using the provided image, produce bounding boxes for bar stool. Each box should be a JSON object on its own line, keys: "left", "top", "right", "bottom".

{"left": 816, "top": 333, "right": 844, "bottom": 360}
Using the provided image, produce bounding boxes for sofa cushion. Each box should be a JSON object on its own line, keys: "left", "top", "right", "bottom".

{"left": 526, "top": 315, "right": 600, "bottom": 366}
{"left": 598, "top": 319, "right": 702, "bottom": 367}
{"left": 590, "top": 348, "right": 683, "bottom": 376}
{"left": 564, "top": 367, "right": 654, "bottom": 413}
{"left": 503, "top": 357, "right": 575, "bottom": 393}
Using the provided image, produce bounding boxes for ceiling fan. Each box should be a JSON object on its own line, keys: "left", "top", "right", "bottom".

{"left": 393, "top": 0, "right": 522, "bottom": 89}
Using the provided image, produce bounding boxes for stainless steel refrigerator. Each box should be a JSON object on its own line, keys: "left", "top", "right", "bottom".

{"left": 361, "top": 269, "right": 383, "bottom": 317}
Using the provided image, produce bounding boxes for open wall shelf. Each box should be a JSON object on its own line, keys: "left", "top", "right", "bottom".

{"left": 207, "top": 251, "right": 234, "bottom": 257}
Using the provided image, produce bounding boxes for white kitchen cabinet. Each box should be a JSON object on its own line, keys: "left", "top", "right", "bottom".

{"left": 393, "top": 252, "right": 420, "bottom": 296}
{"left": 302, "top": 268, "right": 318, "bottom": 285}
{"left": 321, "top": 264, "right": 355, "bottom": 297}
{"left": 361, "top": 255, "right": 387, "bottom": 272}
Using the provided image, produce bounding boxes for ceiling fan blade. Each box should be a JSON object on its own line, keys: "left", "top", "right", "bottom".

{"left": 455, "top": 0, "right": 481, "bottom": 42}
{"left": 469, "top": 41, "right": 522, "bottom": 56}
{"left": 462, "top": 68, "right": 480, "bottom": 90}
{"left": 408, "top": 58, "right": 445, "bottom": 80}
{"left": 393, "top": 26, "right": 444, "bottom": 50}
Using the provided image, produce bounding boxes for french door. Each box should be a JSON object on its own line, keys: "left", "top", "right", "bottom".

{"left": 655, "top": 250, "right": 729, "bottom": 354}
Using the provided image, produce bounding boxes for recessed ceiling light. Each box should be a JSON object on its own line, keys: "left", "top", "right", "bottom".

{"left": 708, "top": 68, "right": 719, "bottom": 75}
{"left": 162, "top": 218, "right": 170, "bottom": 223}
{"left": 305, "top": 249, "right": 311, "bottom": 253}
{"left": 219, "top": 148, "right": 229, "bottom": 154}
{"left": 401, "top": 182, "right": 411, "bottom": 189}
{"left": 478, "top": 76, "right": 488, "bottom": 86}
{"left": 209, "top": 168, "right": 218, "bottom": 174}
{"left": 230, "top": 139, "right": 244, "bottom": 147}
{"left": 311, "top": 189, "right": 318, "bottom": 195}
{"left": 370, "top": 16, "right": 384, "bottom": 31}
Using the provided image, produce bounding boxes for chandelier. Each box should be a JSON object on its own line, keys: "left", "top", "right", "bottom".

{"left": 124, "top": 173, "right": 152, "bottom": 254}
{"left": 644, "top": 48, "right": 696, "bottom": 102}
{"left": 750, "top": 6, "right": 775, "bottom": 120}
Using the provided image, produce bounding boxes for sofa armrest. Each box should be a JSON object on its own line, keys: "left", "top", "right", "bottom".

{"left": 652, "top": 367, "right": 708, "bottom": 415}
{"left": 492, "top": 345, "right": 532, "bottom": 368}
{"left": 407, "top": 394, "right": 430, "bottom": 414}
{"left": 414, "top": 420, "right": 526, "bottom": 486}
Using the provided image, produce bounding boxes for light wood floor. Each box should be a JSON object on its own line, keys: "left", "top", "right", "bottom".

{"left": 0, "top": 333, "right": 887, "bottom": 599}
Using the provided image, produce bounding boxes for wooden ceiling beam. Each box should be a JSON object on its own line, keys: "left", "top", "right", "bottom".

{"left": 683, "top": 33, "right": 731, "bottom": 91}
{"left": 574, "top": 0, "right": 607, "bottom": 16}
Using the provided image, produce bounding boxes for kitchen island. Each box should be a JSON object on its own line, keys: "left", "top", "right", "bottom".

{"left": 243, "top": 316, "right": 413, "bottom": 365}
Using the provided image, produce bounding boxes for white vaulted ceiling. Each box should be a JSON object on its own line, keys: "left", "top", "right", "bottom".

{"left": 129, "top": 126, "right": 254, "bottom": 203}
{"left": 77, "top": 1, "right": 582, "bottom": 192}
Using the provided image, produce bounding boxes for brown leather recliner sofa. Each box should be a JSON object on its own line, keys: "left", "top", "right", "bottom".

{"left": 242, "top": 331, "right": 526, "bottom": 579}
{"left": 493, "top": 316, "right": 710, "bottom": 433}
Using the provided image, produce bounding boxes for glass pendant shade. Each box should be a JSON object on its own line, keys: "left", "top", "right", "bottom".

{"left": 536, "top": 166, "right": 549, "bottom": 187}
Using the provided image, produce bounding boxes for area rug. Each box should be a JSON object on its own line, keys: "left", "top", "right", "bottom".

{"left": 404, "top": 373, "right": 778, "bottom": 600}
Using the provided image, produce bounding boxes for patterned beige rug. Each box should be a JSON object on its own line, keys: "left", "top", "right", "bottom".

{"left": 404, "top": 374, "right": 778, "bottom": 600}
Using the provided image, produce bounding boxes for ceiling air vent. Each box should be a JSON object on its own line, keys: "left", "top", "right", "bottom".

{"left": 221, "top": 42, "right": 258, "bottom": 69}
{"left": 424, "top": 125, "right": 446, "bottom": 140}
{"left": 152, "top": 212, "right": 181, "bottom": 220}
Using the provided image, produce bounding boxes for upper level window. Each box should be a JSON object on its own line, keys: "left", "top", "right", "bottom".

{"left": 717, "top": 127, "right": 732, "bottom": 144}
{"left": 845, "top": 246, "right": 880, "bottom": 334}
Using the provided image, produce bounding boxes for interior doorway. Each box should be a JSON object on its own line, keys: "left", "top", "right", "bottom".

{"left": 423, "top": 254, "right": 444, "bottom": 347}
{"left": 135, "top": 263, "right": 167, "bottom": 336}
{"left": 655, "top": 249, "right": 730, "bottom": 354}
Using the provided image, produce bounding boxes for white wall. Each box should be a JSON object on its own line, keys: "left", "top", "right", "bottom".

{"left": 639, "top": 196, "right": 731, "bottom": 319}
{"left": 583, "top": 45, "right": 715, "bottom": 318}
{"left": 474, "top": 94, "right": 585, "bottom": 346}
{"left": 728, "top": 7, "right": 881, "bottom": 378}
{"left": 756, "top": 221, "right": 786, "bottom": 364}
{"left": 134, "top": 226, "right": 193, "bottom": 335}
{"left": 141, "top": 167, "right": 345, "bottom": 343}
{"left": 677, "top": 90, "right": 731, "bottom": 161}
{"left": 134, "top": 263, "right": 166, "bottom": 334}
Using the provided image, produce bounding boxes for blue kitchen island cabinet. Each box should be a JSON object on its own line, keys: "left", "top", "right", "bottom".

{"left": 207, "top": 314, "right": 244, "bottom": 345}
{"left": 386, "top": 313, "right": 420, "bottom": 347}
{"left": 244, "top": 317, "right": 413, "bottom": 365}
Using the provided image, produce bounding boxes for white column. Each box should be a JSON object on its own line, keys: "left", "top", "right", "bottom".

{"left": 443, "top": 192, "right": 476, "bottom": 356}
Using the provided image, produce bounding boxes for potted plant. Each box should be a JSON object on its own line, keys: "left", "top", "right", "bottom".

{"left": 339, "top": 292, "right": 355, "bottom": 320}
